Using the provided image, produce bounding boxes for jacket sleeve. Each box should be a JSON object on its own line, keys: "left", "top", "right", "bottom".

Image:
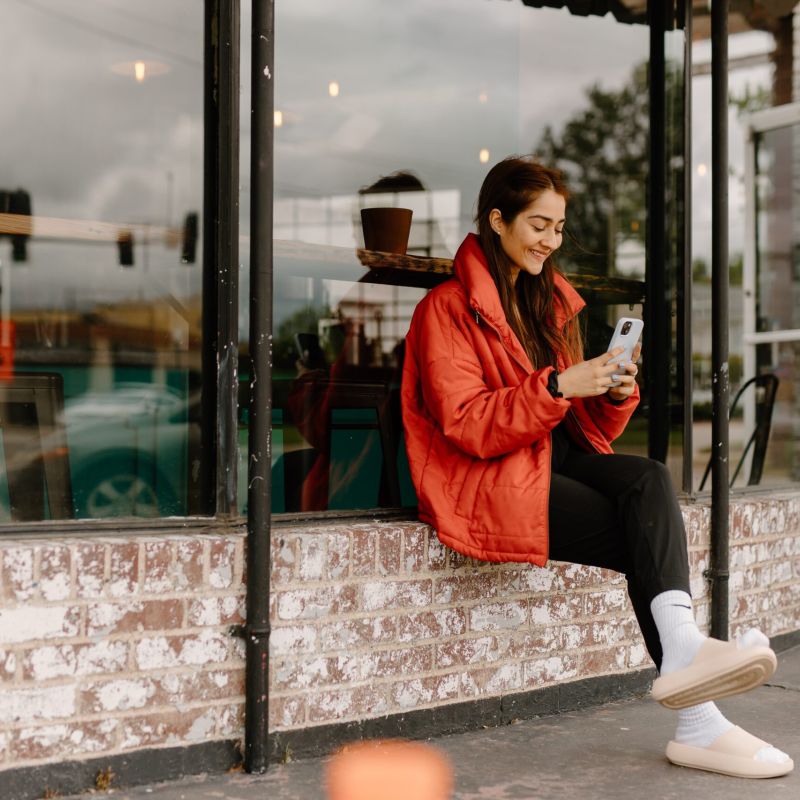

{"left": 414, "top": 295, "right": 570, "bottom": 459}
{"left": 583, "top": 382, "right": 640, "bottom": 442}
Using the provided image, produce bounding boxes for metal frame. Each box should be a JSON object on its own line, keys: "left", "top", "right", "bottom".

{"left": 680, "top": 0, "right": 694, "bottom": 493}
{"left": 201, "top": 0, "right": 241, "bottom": 517}
{"left": 742, "top": 100, "right": 800, "bottom": 476}
{"left": 646, "top": 2, "right": 670, "bottom": 463}
{"left": 709, "top": 0, "right": 730, "bottom": 642}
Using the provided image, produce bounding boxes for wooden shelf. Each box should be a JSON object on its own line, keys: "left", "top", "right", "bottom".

{"left": 356, "top": 248, "right": 645, "bottom": 303}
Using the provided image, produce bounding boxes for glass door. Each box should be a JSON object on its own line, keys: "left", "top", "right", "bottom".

{"left": 743, "top": 102, "right": 800, "bottom": 486}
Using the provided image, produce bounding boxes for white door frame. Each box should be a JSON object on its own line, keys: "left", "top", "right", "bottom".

{"left": 741, "top": 102, "right": 800, "bottom": 469}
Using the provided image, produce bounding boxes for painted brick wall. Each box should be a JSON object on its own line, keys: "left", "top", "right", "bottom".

{"left": 0, "top": 492, "right": 799, "bottom": 775}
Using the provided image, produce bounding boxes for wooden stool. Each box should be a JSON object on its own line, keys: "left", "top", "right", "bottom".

{"left": 326, "top": 739, "right": 453, "bottom": 800}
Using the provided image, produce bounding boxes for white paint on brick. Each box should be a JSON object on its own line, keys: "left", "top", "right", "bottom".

{"left": 561, "top": 625, "right": 585, "bottom": 650}
{"left": 186, "top": 710, "right": 216, "bottom": 742}
{"left": 88, "top": 601, "right": 143, "bottom": 636}
{"left": 298, "top": 536, "right": 325, "bottom": 581}
{"left": 530, "top": 602, "right": 554, "bottom": 626}
{"left": 78, "top": 640, "right": 128, "bottom": 675}
{"left": 78, "top": 572, "right": 103, "bottom": 598}
{"left": 40, "top": 570, "right": 70, "bottom": 602}
{"left": 629, "top": 643, "right": 648, "bottom": 668}
{"left": 363, "top": 580, "right": 429, "bottom": 612}
{"left": 2, "top": 648, "right": 16, "bottom": 676}
{"left": 211, "top": 671, "right": 230, "bottom": 689}
{"left": 17, "top": 723, "right": 70, "bottom": 750}
{"left": 484, "top": 663, "right": 522, "bottom": 694}
{"left": 29, "top": 645, "right": 77, "bottom": 680}
{"left": 190, "top": 597, "right": 223, "bottom": 627}
{"left": 0, "top": 684, "right": 75, "bottom": 723}
{"left": 471, "top": 602, "right": 526, "bottom": 631}
{"left": 209, "top": 548, "right": 234, "bottom": 588}
{"left": 180, "top": 631, "right": 229, "bottom": 665}
{"left": 0, "top": 606, "right": 78, "bottom": 645}
{"left": 96, "top": 679, "right": 155, "bottom": 711}
{"left": 4, "top": 548, "right": 35, "bottom": 600}
{"left": 135, "top": 636, "right": 179, "bottom": 670}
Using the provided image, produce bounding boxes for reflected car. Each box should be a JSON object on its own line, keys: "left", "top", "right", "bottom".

{"left": 63, "top": 383, "right": 198, "bottom": 519}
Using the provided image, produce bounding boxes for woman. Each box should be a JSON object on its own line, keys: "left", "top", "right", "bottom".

{"left": 401, "top": 156, "right": 793, "bottom": 779}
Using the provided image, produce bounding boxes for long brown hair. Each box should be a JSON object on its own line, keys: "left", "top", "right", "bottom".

{"left": 475, "top": 156, "right": 583, "bottom": 369}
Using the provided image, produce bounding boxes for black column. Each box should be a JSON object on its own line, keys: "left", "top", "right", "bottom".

{"left": 646, "top": 2, "right": 670, "bottom": 463}
{"left": 245, "top": 0, "right": 275, "bottom": 774}
{"left": 710, "top": 1, "right": 730, "bottom": 641}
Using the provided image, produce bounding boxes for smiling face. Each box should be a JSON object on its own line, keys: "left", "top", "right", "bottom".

{"left": 489, "top": 189, "right": 566, "bottom": 281}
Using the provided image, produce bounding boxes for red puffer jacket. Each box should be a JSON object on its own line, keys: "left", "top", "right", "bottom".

{"left": 401, "top": 233, "right": 639, "bottom": 565}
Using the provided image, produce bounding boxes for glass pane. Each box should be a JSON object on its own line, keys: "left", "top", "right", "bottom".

{"left": 239, "top": 1, "right": 664, "bottom": 515}
{"left": 755, "top": 126, "right": 800, "bottom": 335}
{"left": 0, "top": 2, "right": 204, "bottom": 521}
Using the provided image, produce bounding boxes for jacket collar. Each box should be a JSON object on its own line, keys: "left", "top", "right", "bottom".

{"left": 452, "top": 233, "right": 585, "bottom": 337}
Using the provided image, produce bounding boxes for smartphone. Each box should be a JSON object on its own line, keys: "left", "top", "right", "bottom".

{"left": 607, "top": 317, "right": 643, "bottom": 386}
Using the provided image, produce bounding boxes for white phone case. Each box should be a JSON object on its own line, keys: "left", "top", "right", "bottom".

{"left": 607, "top": 317, "right": 643, "bottom": 385}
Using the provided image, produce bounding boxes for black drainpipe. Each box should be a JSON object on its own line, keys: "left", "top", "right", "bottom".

{"left": 245, "top": 0, "right": 275, "bottom": 773}
{"left": 709, "top": 1, "right": 730, "bottom": 641}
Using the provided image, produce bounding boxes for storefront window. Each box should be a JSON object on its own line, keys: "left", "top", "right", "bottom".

{"left": 234, "top": 0, "right": 663, "bottom": 516}
{"left": 690, "top": 25, "right": 799, "bottom": 490}
{"left": 0, "top": 2, "right": 204, "bottom": 521}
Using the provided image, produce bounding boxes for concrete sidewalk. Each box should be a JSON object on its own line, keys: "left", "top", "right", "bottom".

{"left": 65, "top": 646, "right": 800, "bottom": 800}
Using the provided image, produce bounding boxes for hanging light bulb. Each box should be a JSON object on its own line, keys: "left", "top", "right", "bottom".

{"left": 110, "top": 60, "right": 170, "bottom": 82}
{"left": 274, "top": 110, "right": 284, "bottom": 127}
{"left": 479, "top": 148, "right": 490, "bottom": 164}
{"left": 328, "top": 81, "right": 340, "bottom": 97}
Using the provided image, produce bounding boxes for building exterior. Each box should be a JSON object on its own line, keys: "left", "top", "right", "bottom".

{"left": 1, "top": 2, "right": 799, "bottom": 798}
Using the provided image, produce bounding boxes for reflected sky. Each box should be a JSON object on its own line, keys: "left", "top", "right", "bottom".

{"left": 241, "top": 1, "right": 650, "bottom": 235}
{"left": 2, "top": 0, "right": 203, "bottom": 309}
{"left": 0, "top": 0, "right": 777, "bottom": 308}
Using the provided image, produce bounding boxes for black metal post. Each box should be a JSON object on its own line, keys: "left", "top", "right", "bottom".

{"left": 710, "top": 1, "right": 730, "bottom": 640}
{"left": 646, "top": 2, "right": 669, "bottom": 464}
{"left": 245, "top": 0, "right": 274, "bottom": 774}
{"left": 201, "top": 0, "right": 240, "bottom": 517}
{"left": 680, "top": 0, "right": 694, "bottom": 493}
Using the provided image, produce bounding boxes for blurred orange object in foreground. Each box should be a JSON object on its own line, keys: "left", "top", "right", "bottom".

{"left": 325, "top": 739, "right": 453, "bottom": 800}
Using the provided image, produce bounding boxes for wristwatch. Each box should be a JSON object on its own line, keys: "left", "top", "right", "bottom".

{"left": 546, "top": 370, "right": 563, "bottom": 399}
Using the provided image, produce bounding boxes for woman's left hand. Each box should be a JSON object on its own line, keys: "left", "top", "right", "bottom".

{"left": 606, "top": 343, "right": 641, "bottom": 402}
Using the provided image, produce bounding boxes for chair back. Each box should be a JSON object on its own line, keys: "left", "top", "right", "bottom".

{"left": 698, "top": 372, "right": 779, "bottom": 491}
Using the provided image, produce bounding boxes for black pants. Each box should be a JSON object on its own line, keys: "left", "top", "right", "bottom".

{"left": 548, "top": 421, "right": 691, "bottom": 670}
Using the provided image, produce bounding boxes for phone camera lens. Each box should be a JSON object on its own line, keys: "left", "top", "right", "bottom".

{"left": 622, "top": 322, "right": 631, "bottom": 335}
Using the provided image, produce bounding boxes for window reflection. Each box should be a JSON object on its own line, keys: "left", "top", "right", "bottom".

{"left": 239, "top": 0, "right": 664, "bottom": 514}
{"left": 0, "top": 1, "right": 204, "bottom": 521}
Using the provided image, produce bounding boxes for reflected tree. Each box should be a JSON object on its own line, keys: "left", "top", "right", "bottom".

{"left": 533, "top": 63, "right": 651, "bottom": 276}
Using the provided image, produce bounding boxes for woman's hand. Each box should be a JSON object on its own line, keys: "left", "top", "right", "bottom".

{"left": 556, "top": 347, "right": 628, "bottom": 399}
{"left": 606, "top": 343, "right": 641, "bottom": 402}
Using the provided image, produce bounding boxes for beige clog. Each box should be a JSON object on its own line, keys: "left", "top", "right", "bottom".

{"left": 666, "top": 726, "right": 794, "bottom": 779}
{"left": 652, "top": 638, "right": 776, "bottom": 709}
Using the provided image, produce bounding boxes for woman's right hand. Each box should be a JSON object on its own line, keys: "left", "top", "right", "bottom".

{"left": 555, "top": 348, "right": 626, "bottom": 399}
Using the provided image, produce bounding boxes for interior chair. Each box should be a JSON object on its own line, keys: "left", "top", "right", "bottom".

{"left": 698, "top": 372, "right": 779, "bottom": 490}
{"left": 240, "top": 377, "right": 401, "bottom": 512}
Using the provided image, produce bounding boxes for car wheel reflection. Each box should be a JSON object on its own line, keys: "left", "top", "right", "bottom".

{"left": 83, "top": 472, "right": 161, "bottom": 518}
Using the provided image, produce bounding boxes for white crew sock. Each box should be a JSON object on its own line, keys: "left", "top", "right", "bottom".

{"left": 675, "top": 702, "right": 791, "bottom": 764}
{"left": 675, "top": 702, "right": 732, "bottom": 747}
{"left": 650, "top": 590, "right": 705, "bottom": 675}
